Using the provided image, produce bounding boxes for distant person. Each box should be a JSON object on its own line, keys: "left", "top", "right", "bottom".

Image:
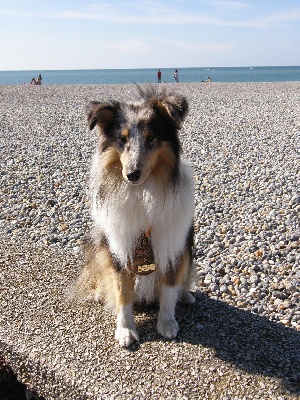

{"left": 173, "top": 69, "right": 179, "bottom": 83}
{"left": 157, "top": 69, "right": 162, "bottom": 83}
{"left": 36, "top": 74, "right": 42, "bottom": 85}
{"left": 30, "top": 74, "right": 42, "bottom": 85}
{"left": 202, "top": 76, "right": 212, "bottom": 83}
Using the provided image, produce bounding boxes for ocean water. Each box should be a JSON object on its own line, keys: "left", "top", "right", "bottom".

{"left": 0, "top": 66, "right": 300, "bottom": 85}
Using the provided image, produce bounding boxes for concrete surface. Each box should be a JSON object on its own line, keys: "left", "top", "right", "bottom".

{"left": 0, "top": 235, "right": 299, "bottom": 399}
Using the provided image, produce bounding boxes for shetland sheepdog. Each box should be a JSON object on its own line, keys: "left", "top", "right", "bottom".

{"left": 75, "top": 86, "right": 195, "bottom": 347}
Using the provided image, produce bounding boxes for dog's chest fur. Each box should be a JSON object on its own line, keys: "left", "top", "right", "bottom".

{"left": 91, "top": 158, "right": 194, "bottom": 273}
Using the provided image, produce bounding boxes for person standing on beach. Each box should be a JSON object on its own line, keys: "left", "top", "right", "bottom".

{"left": 157, "top": 69, "right": 162, "bottom": 83}
{"left": 37, "top": 74, "right": 42, "bottom": 85}
{"left": 173, "top": 69, "right": 179, "bottom": 83}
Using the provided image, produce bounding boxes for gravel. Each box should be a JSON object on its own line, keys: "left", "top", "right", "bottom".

{"left": 0, "top": 82, "right": 300, "bottom": 399}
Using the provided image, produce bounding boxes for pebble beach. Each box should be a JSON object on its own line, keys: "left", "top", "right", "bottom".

{"left": 0, "top": 82, "right": 300, "bottom": 399}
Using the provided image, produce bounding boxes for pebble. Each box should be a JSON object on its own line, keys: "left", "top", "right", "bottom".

{"left": 0, "top": 82, "right": 299, "bottom": 331}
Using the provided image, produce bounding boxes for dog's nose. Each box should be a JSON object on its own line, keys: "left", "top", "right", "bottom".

{"left": 127, "top": 170, "right": 141, "bottom": 183}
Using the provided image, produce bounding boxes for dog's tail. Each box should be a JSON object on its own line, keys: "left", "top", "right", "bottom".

{"left": 66, "top": 235, "right": 98, "bottom": 301}
{"left": 67, "top": 233, "right": 118, "bottom": 310}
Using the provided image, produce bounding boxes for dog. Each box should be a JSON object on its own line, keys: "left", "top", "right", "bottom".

{"left": 74, "top": 86, "right": 195, "bottom": 347}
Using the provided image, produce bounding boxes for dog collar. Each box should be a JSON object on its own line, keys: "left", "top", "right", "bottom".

{"left": 128, "top": 230, "right": 157, "bottom": 275}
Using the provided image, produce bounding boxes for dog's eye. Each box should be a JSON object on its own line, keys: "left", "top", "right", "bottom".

{"left": 118, "top": 135, "right": 127, "bottom": 146}
{"left": 146, "top": 135, "right": 155, "bottom": 145}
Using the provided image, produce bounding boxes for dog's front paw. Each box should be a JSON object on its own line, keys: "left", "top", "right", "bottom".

{"left": 115, "top": 326, "right": 139, "bottom": 347}
{"left": 157, "top": 318, "right": 179, "bottom": 339}
{"left": 115, "top": 304, "right": 139, "bottom": 347}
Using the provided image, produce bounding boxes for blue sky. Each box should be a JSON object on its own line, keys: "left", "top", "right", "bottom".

{"left": 0, "top": 0, "right": 299, "bottom": 70}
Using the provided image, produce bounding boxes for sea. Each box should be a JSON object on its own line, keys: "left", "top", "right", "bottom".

{"left": 0, "top": 66, "right": 300, "bottom": 85}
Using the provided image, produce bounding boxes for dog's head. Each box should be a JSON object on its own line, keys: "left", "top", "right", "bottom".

{"left": 86, "top": 86, "right": 188, "bottom": 186}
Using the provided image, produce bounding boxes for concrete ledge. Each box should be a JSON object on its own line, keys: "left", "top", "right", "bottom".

{"left": 1, "top": 235, "right": 300, "bottom": 399}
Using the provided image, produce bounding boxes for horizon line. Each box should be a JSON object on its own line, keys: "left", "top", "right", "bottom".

{"left": 1, "top": 65, "right": 300, "bottom": 73}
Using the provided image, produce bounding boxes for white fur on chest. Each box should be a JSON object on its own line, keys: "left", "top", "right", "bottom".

{"left": 91, "top": 159, "right": 194, "bottom": 273}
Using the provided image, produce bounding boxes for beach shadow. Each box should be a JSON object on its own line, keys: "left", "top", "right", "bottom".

{"left": 135, "top": 292, "right": 300, "bottom": 395}
{"left": 0, "top": 356, "right": 46, "bottom": 400}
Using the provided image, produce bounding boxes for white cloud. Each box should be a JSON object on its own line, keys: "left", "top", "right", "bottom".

{"left": 210, "top": 1, "right": 250, "bottom": 10}
{"left": 196, "top": 42, "right": 234, "bottom": 52}
{"left": 152, "top": 38, "right": 234, "bottom": 53}
{"left": 260, "top": 7, "right": 300, "bottom": 25}
{"left": 107, "top": 39, "right": 150, "bottom": 53}
{"left": 0, "top": 3, "right": 300, "bottom": 29}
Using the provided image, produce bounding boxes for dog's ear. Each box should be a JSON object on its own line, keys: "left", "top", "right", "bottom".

{"left": 157, "top": 95, "right": 189, "bottom": 128}
{"left": 86, "top": 101, "right": 121, "bottom": 132}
